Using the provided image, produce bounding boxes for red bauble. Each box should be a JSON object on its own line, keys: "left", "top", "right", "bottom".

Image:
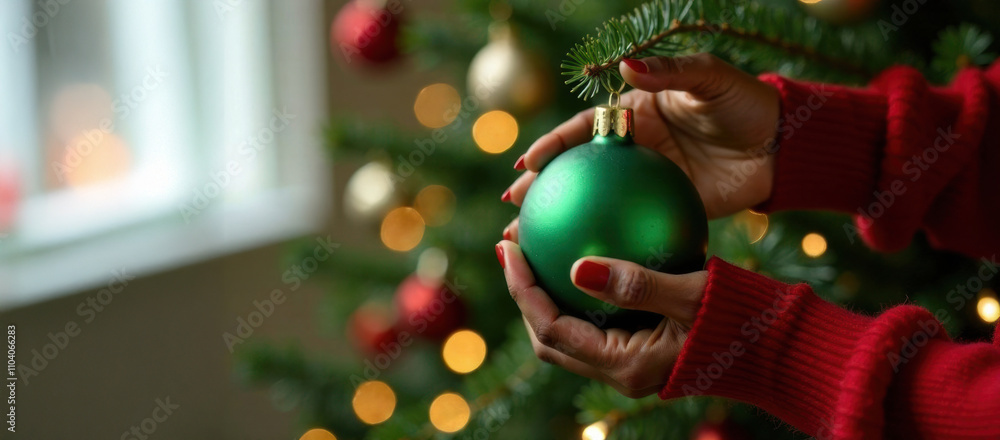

{"left": 348, "top": 300, "right": 400, "bottom": 355}
{"left": 691, "top": 421, "right": 748, "bottom": 440}
{"left": 394, "top": 275, "right": 465, "bottom": 341}
{"left": 0, "top": 159, "right": 21, "bottom": 231}
{"left": 331, "top": 0, "right": 402, "bottom": 66}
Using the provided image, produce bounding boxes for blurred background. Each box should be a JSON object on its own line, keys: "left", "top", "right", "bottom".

{"left": 0, "top": 0, "right": 998, "bottom": 439}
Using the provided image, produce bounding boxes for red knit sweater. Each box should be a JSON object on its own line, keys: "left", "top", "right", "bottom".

{"left": 661, "top": 63, "right": 1000, "bottom": 439}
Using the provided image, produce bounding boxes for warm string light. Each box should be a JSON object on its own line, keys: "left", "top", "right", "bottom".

{"left": 299, "top": 428, "right": 337, "bottom": 440}
{"left": 352, "top": 380, "right": 396, "bottom": 425}
{"left": 429, "top": 392, "right": 470, "bottom": 433}
{"left": 61, "top": 132, "right": 132, "bottom": 187}
{"left": 441, "top": 329, "right": 487, "bottom": 374}
{"left": 414, "top": 83, "right": 461, "bottom": 129}
{"left": 801, "top": 232, "right": 827, "bottom": 258}
{"left": 414, "top": 185, "right": 456, "bottom": 227}
{"left": 472, "top": 110, "right": 518, "bottom": 154}
{"left": 581, "top": 420, "right": 609, "bottom": 440}
{"left": 380, "top": 207, "right": 425, "bottom": 251}
{"left": 977, "top": 293, "right": 1000, "bottom": 323}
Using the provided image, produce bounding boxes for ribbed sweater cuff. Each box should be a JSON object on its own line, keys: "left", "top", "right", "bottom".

{"left": 756, "top": 74, "right": 889, "bottom": 213}
{"left": 660, "top": 257, "right": 873, "bottom": 435}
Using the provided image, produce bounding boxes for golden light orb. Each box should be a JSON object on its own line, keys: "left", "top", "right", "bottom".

{"left": 429, "top": 392, "right": 470, "bottom": 433}
{"left": 299, "top": 428, "right": 337, "bottom": 440}
{"left": 352, "top": 381, "right": 396, "bottom": 425}
{"left": 441, "top": 330, "right": 487, "bottom": 374}
{"left": 414, "top": 185, "right": 456, "bottom": 227}
{"left": 472, "top": 110, "right": 518, "bottom": 154}
{"left": 801, "top": 233, "right": 828, "bottom": 258}
{"left": 977, "top": 296, "right": 1000, "bottom": 324}
{"left": 380, "top": 207, "right": 425, "bottom": 252}
{"left": 414, "top": 83, "right": 461, "bottom": 129}
{"left": 581, "top": 421, "right": 609, "bottom": 440}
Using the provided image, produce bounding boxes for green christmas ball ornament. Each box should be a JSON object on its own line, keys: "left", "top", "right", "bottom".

{"left": 518, "top": 105, "right": 709, "bottom": 330}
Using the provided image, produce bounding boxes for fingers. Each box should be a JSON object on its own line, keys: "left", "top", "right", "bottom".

{"left": 498, "top": 240, "right": 611, "bottom": 366}
{"left": 620, "top": 53, "right": 743, "bottom": 101}
{"left": 503, "top": 171, "right": 536, "bottom": 207}
{"left": 570, "top": 257, "right": 707, "bottom": 328}
{"left": 502, "top": 217, "right": 519, "bottom": 243}
{"left": 524, "top": 318, "right": 663, "bottom": 398}
{"left": 521, "top": 108, "right": 594, "bottom": 172}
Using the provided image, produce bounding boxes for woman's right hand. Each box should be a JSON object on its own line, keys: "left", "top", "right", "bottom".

{"left": 504, "top": 53, "right": 781, "bottom": 220}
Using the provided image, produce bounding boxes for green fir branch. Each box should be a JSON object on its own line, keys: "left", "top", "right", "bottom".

{"left": 562, "top": 0, "right": 881, "bottom": 99}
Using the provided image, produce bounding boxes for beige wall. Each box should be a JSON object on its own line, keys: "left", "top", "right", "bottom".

{"left": 1, "top": 0, "right": 452, "bottom": 437}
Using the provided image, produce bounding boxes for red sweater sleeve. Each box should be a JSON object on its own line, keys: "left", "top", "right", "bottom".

{"left": 661, "top": 65, "right": 1000, "bottom": 438}
{"left": 661, "top": 258, "right": 1000, "bottom": 440}
{"left": 756, "top": 62, "right": 1000, "bottom": 256}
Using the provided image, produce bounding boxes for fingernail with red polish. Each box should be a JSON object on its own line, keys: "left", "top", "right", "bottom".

{"left": 501, "top": 188, "right": 511, "bottom": 202}
{"left": 622, "top": 58, "right": 648, "bottom": 74}
{"left": 495, "top": 244, "right": 506, "bottom": 269}
{"left": 502, "top": 228, "right": 511, "bottom": 240}
{"left": 574, "top": 260, "right": 610, "bottom": 291}
{"left": 514, "top": 155, "right": 526, "bottom": 171}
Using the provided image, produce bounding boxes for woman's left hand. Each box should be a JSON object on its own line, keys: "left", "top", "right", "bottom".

{"left": 496, "top": 238, "right": 707, "bottom": 398}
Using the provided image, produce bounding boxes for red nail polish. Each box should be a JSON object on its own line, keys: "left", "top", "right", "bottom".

{"left": 514, "top": 155, "right": 526, "bottom": 171}
{"left": 495, "top": 244, "right": 505, "bottom": 269}
{"left": 574, "top": 260, "right": 610, "bottom": 291}
{"left": 501, "top": 189, "right": 511, "bottom": 202}
{"left": 502, "top": 228, "right": 511, "bottom": 240}
{"left": 622, "top": 58, "right": 648, "bottom": 74}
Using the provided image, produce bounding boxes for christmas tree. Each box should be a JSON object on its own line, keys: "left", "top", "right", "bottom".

{"left": 237, "top": 0, "right": 1000, "bottom": 438}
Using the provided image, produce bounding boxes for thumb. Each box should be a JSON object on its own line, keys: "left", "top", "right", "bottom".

{"left": 619, "top": 53, "right": 739, "bottom": 101}
{"left": 570, "top": 256, "right": 706, "bottom": 327}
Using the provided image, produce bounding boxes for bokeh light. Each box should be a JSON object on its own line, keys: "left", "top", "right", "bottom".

{"left": 414, "top": 185, "right": 456, "bottom": 226}
{"left": 49, "top": 83, "right": 114, "bottom": 142}
{"left": 733, "top": 209, "right": 769, "bottom": 244}
{"left": 416, "top": 247, "right": 449, "bottom": 282}
{"left": 352, "top": 381, "right": 396, "bottom": 425}
{"left": 344, "top": 162, "right": 397, "bottom": 221}
{"left": 380, "top": 207, "right": 425, "bottom": 252}
{"left": 582, "top": 420, "right": 609, "bottom": 440}
{"left": 414, "top": 83, "right": 461, "bottom": 128}
{"left": 299, "top": 428, "right": 337, "bottom": 440}
{"left": 429, "top": 392, "right": 470, "bottom": 433}
{"left": 801, "top": 233, "right": 827, "bottom": 258}
{"left": 472, "top": 110, "right": 518, "bottom": 154}
{"left": 977, "top": 295, "right": 1000, "bottom": 324}
{"left": 441, "top": 329, "right": 487, "bottom": 374}
{"left": 62, "top": 132, "right": 132, "bottom": 187}
{"left": 0, "top": 159, "right": 21, "bottom": 230}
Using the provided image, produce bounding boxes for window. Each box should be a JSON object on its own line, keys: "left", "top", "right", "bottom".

{"left": 0, "top": 0, "right": 329, "bottom": 309}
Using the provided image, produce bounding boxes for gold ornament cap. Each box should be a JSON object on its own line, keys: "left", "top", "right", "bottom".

{"left": 593, "top": 105, "right": 633, "bottom": 138}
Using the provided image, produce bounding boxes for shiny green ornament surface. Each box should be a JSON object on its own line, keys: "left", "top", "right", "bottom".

{"left": 518, "top": 125, "right": 708, "bottom": 330}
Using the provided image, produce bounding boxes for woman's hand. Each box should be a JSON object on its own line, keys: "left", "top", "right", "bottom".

{"left": 496, "top": 240, "right": 707, "bottom": 398}
{"left": 497, "top": 53, "right": 777, "bottom": 396}
{"left": 503, "top": 53, "right": 780, "bottom": 220}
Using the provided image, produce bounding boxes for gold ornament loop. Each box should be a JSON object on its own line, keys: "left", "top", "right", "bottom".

{"left": 606, "top": 79, "right": 626, "bottom": 108}
{"left": 608, "top": 91, "right": 620, "bottom": 108}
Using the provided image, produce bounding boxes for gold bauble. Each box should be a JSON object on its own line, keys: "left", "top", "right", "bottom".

{"left": 467, "top": 22, "right": 551, "bottom": 115}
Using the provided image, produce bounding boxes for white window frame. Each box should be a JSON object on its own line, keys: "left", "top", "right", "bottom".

{"left": 0, "top": 0, "right": 329, "bottom": 309}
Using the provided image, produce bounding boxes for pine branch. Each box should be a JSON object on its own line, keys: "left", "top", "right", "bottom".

{"left": 563, "top": 0, "right": 881, "bottom": 99}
